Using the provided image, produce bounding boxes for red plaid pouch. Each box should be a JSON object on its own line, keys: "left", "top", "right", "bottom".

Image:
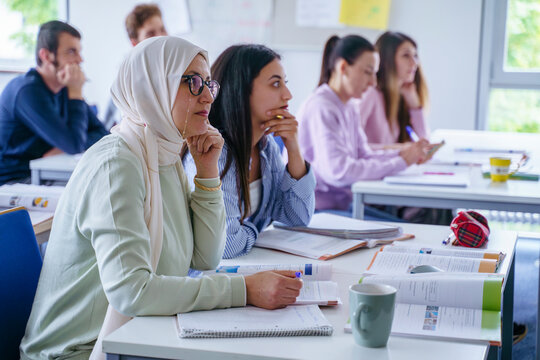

{"left": 450, "top": 211, "right": 490, "bottom": 248}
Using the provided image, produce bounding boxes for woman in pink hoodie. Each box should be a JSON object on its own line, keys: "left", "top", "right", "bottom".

{"left": 359, "top": 32, "right": 429, "bottom": 149}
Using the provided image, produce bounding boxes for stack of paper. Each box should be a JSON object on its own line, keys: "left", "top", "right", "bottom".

{"left": 274, "top": 213, "right": 402, "bottom": 239}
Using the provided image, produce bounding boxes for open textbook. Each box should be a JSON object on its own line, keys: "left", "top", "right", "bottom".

{"left": 0, "top": 184, "right": 63, "bottom": 211}
{"left": 346, "top": 273, "right": 503, "bottom": 344}
{"left": 255, "top": 228, "right": 413, "bottom": 260}
{"left": 198, "top": 263, "right": 340, "bottom": 306}
{"left": 274, "top": 213, "right": 402, "bottom": 239}
{"left": 177, "top": 305, "right": 333, "bottom": 338}
{"left": 366, "top": 243, "right": 505, "bottom": 274}
{"left": 379, "top": 243, "right": 505, "bottom": 262}
{"left": 0, "top": 184, "right": 64, "bottom": 233}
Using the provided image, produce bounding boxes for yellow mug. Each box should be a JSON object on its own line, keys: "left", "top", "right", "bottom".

{"left": 489, "top": 157, "right": 516, "bottom": 182}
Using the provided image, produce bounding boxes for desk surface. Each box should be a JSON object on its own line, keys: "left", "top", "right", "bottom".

{"left": 29, "top": 153, "right": 81, "bottom": 172}
{"left": 352, "top": 129, "right": 540, "bottom": 217}
{"left": 429, "top": 129, "right": 540, "bottom": 166}
{"left": 352, "top": 166, "right": 540, "bottom": 205}
{"left": 103, "top": 221, "right": 517, "bottom": 360}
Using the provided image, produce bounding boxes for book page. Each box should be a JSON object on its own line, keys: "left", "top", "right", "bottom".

{"left": 366, "top": 252, "right": 497, "bottom": 274}
{"left": 0, "top": 184, "right": 63, "bottom": 212}
{"left": 296, "top": 281, "right": 340, "bottom": 306}
{"left": 391, "top": 304, "right": 501, "bottom": 344}
{"left": 255, "top": 229, "right": 366, "bottom": 260}
{"left": 202, "top": 263, "right": 332, "bottom": 280}
{"left": 360, "top": 273, "right": 502, "bottom": 311}
{"left": 381, "top": 243, "right": 504, "bottom": 261}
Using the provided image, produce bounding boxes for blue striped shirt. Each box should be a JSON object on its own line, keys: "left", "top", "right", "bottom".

{"left": 183, "top": 136, "right": 316, "bottom": 258}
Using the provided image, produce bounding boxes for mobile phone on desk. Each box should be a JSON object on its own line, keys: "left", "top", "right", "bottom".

{"left": 426, "top": 140, "right": 445, "bottom": 158}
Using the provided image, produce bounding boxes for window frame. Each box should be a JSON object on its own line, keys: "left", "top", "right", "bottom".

{"left": 0, "top": 0, "right": 68, "bottom": 72}
{"left": 476, "top": 0, "right": 540, "bottom": 130}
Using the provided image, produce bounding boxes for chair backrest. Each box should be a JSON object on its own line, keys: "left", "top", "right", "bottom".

{"left": 0, "top": 207, "right": 43, "bottom": 359}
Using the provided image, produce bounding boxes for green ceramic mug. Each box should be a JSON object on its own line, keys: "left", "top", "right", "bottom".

{"left": 349, "top": 283, "right": 397, "bottom": 347}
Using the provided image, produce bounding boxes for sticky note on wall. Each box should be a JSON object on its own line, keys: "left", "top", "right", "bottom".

{"left": 339, "top": 0, "right": 391, "bottom": 30}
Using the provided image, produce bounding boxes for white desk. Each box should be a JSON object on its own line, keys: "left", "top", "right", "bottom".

{"left": 103, "top": 221, "right": 516, "bottom": 360}
{"left": 29, "top": 153, "right": 80, "bottom": 185}
{"left": 352, "top": 129, "right": 540, "bottom": 219}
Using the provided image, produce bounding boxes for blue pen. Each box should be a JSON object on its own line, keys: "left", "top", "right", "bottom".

{"left": 405, "top": 126, "right": 420, "bottom": 142}
{"left": 295, "top": 271, "right": 302, "bottom": 279}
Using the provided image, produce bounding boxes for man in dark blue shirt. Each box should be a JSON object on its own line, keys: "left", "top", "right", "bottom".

{"left": 0, "top": 20, "right": 108, "bottom": 185}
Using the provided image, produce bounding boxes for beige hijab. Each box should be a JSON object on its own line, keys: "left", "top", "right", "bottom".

{"left": 90, "top": 36, "right": 209, "bottom": 360}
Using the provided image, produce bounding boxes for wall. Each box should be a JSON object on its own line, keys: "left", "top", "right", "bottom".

{"left": 69, "top": 0, "right": 483, "bottom": 131}
{"left": 273, "top": 0, "right": 483, "bottom": 130}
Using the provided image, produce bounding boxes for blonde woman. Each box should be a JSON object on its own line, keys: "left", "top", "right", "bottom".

{"left": 359, "top": 31, "right": 429, "bottom": 149}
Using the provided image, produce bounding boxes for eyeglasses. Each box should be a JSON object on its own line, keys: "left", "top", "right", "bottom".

{"left": 181, "top": 74, "right": 220, "bottom": 99}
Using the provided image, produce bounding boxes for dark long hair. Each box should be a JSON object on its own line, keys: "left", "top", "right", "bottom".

{"left": 318, "top": 35, "right": 374, "bottom": 86}
{"left": 210, "top": 44, "right": 280, "bottom": 221}
{"left": 375, "top": 31, "right": 428, "bottom": 142}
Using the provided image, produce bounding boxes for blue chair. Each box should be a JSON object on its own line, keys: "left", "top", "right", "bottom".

{"left": 0, "top": 207, "right": 43, "bottom": 359}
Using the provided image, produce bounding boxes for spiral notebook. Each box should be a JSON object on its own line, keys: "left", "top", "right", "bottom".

{"left": 176, "top": 305, "right": 333, "bottom": 338}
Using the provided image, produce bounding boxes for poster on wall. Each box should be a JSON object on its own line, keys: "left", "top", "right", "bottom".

{"left": 295, "top": 0, "right": 344, "bottom": 28}
{"left": 339, "top": 0, "right": 391, "bottom": 30}
{"left": 183, "top": 0, "right": 273, "bottom": 61}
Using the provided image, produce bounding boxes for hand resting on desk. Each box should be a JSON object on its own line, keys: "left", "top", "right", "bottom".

{"left": 244, "top": 270, "right": 303, "bottom": 310}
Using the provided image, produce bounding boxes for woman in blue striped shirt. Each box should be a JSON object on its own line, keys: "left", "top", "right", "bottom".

{"left": 183, "top": 44, "right": 315, "bottom": 258}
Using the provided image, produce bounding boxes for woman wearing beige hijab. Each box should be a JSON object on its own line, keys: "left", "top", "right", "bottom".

{"left": 20, "top": 36, "right": 302, "bottom": 360}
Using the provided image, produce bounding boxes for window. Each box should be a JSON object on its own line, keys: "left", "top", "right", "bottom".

{"left": 477, "top": 0, "right": 540, "bottom": 132}
{"left": 0, "top": 0, "right": 66, "bottom": 71}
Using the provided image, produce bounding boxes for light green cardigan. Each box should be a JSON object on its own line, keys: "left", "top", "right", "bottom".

{"left": 20, "top": 135, "right": 245, "bottom": 360}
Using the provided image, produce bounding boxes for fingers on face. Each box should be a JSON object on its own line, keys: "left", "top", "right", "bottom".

{"left": 263, "top": 116, "right": 297, "bottom": 128}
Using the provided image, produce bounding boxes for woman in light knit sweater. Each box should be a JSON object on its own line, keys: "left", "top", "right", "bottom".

{"left": 359, "top": 31, "right": 429, "bottom": 149}
{"left": 20, "top": 37, "right": 302, "bottom": 360}
{"left": 297, "top": 35, "right": 428, "bottom": 213}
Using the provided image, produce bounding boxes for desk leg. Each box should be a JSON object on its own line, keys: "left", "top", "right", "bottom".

{"left": 487, "top": 254, "right": 514, "bottom": 360}
{"left": 352, "top": 194, "right": 365, "bottom": 220}
{"left": 502, "top": 254, "right": 515, "bottom": 360}
{"left": 537, "top": 244, "right": 539, "bottom": 358}
{"left": 31, "top": 169, "right": 40, "bottom": 185}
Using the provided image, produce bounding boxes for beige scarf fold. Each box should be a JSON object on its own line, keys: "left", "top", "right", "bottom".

{"left": 90, "top": 36, "right": 208, "bottom": 360}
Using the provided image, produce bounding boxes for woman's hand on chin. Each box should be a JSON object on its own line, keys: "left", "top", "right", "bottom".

{"left": 187, "top": 124, "right": 224, "bottom": 178}
{"left": 400, "top": 82, "right": 421, "bottom": 109}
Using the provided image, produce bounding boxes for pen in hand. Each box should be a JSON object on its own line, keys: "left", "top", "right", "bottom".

{"left": 405, "top": 126, "right": 420, "bottom": 142}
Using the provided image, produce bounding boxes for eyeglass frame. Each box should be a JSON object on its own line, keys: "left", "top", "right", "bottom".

{"left": 181, "top": 74, "right": 220, "bottom": 99}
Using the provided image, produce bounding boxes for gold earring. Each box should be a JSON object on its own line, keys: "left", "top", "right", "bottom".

{"left": 182, "top": 96, "right": 191, "bottom": 138}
